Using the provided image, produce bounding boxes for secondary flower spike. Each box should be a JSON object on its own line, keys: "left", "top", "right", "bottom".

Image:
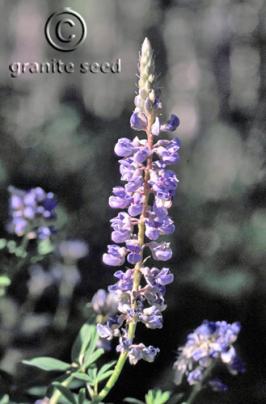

{"left": 173, "top": 320, "right": 245, "bottom": 391}
{"left": 99, "top": 37, "right": 180, "bottom": 366}
{"left": 7, "top": 186, "right": 57, "bottom": 240}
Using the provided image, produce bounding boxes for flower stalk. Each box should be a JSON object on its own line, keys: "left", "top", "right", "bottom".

{"left": 97, "top": 37, "right": 180, "bottom": 401}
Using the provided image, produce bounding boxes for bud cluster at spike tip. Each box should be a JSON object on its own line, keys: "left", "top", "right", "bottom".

{"left": 173, "top": 320, "right": 245, "bottom": 391}
{"left": 98, "top": 38, "right": 181, "bottom": 365}
{"left": 130, "top": 37, "right": 180, "bottom": 135}
{"left": 7, "top": 186, "right": 57, "bottom": 240}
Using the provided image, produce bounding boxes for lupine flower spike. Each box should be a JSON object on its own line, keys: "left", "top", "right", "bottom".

{"left": 173, "top": 320, "right": 245, "bottom": 400}
{"left": 97, "top": 38, "right": 180, "bottom": 400}
{"left": 8, "top": 186, "right": 57, "bottom": 240}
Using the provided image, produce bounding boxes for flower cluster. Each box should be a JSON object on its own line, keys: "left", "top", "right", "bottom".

{"left": 98, "top": 38, "right": 180, "bottom": 365}
{"left": 173, "top": 320, "right": 245, "bottom": 391}
{"left": 8, "top": 186, "right": 57, "bottom": 240}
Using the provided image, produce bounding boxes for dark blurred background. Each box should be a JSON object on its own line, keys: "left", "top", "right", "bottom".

{"left": 0, "top": 0, "right": 265, "bottom": 403}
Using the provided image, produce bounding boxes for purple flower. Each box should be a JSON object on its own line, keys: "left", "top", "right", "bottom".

{"left": 109, "top": 270, "right": 133, "bottom": 292}
{"left": 117, "top": 338, "right": 160, "bottom": 365}
{"left": 187, "top": 368, "right": 204, "bottom": 385}
{"left": 102, "top": 245, "right": 127, "bottom": 266}
{"left": 149, "top": 169, "right": 179, "bottom": 202}
{"left": 7, "top": 186, "right": 57, "bottom": 239}
{"left": 208, "top": 379, "right": 228, "bottom": 392}
{"left": 109, "top": 187, "right": 132, "bottom": 209}
{"left": 110, "top": 212, "right": 132, "bottom": 244}
{"left": 97, "top": 323, "right": 113, "bottom": 340}
{"left": 160, "top": 114, "right": 180, "bottom": 132}
{"left": 154, "top": 138, "right": 180, "bottom": 165}
{"left": 126, "top": 240, "right": 142, "bottom": 264}
{"left": 91, "top": 289, "right": 118, "bottom": 316}
{"left": 139, "top": 306, "right": 163, "bottom": 329}
{"left": 130, "top": 111, "right": 148, "bottom": 131}
{"left": 114, "top": 138, "right": 134, "bottom": 157}
{"left": 151, "top": 117, "right": 160, "bottom": 136}
{"left": 148, "top": 242, "right": 172, "bottom": 261}
{"left": 98, "top": 38, "right": 180, "bottom": 366}
{"left": 134, "top": 147, "right": 150, "bottom": 163}
{"left": 173, "top": 320, "right": 244, "bottom": 392}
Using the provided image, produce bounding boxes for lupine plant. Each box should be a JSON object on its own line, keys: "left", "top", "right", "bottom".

{"left": 0, "top": 38, "right": 245, "bottom": 404}
{"left": 0, "top": 186, "right": 57, "bottom": 295}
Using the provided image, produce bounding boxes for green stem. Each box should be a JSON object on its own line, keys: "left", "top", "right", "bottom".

{"left": 49, "top": 375, "right": 73, "bottom": 404}
{"left": 95, "top": 352, "right": 128, "bottom": 402}
{"left": 96, "top": 122, "right": 154, "bottom": 402}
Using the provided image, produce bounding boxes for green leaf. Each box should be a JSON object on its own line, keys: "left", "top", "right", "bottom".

{"left": 71, "top": 323, "right": 98, "bottom": 364}
{"left": 96, "top": 361, "right": 116, "bottom": 377}
{"left": 52, "top": 382, "right": 77, "bottom": 404}
{"left": 94, "top": 369, "right": 113, "bottom": 384}
{"left": 23, "top": 357, "right": 70, "bottom": 372}
{"left": 91, "top": 361, "right": 116, "bottom": 385}
{"left": 72, "top": 372, "right": 91, "bottom": 382}
{"left": 145, "top": 389, "right": 171, "bottom": 404}
{"left": 124, "top": 399, "right": 145, "bottom": 404}
{"left": 84, "top": 348, "right": 104, "bottom": 368}
{"left": 87, "top": 367, "right": 97, "bottom": 384}
{"left": 27, "top": 386, "right": 48, "bottom": 397}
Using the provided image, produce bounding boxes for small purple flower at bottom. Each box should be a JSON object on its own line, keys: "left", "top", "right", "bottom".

{"left": 117, "top": 338, "right": 160, "bottom": 365}
{"left": 173, "top": 320, "right": 245, "bottom": 393}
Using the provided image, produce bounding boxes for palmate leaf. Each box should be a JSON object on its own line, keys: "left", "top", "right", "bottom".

{"left": 71, "top": 323, "right": 101, "bottom": 366}
{"left": 92, "top": 360, "right": 116, "bottom": 384}
{"left": 23, "top": 357, "right": 70, "bottom": 372}
{"left": 84, "top": 348, "right": 104, "bottom": 368}
{"left": 145, "top": 389, "right": 171, "bottom": 404}
{"left": 72, "top": 371, "right": 91, "bottom": 383}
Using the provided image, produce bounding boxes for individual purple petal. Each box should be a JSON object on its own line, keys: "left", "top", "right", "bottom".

{"left": 209, "top": 379, "right": 228, "bottom": 392}
{"left": 133, "top": 147, "right": 150, "bottom": 163}
{"left": 111, "top": 229, "right": 131, "bottom": 243}
{"left": 151, "top": 117, "right": 160, "bottom": 136}
{"left": 102, "top": 245, "right": 127, "bottom": 266}
{"left": 142, "top": 345, "right": 160, "bottom": 363}
{"left": 130, "top": 111, "right": 147, "bottom": 131}
{"left": 109, "top": 187, "right": 132, "bottom": 209}
{"left": 160, "top": 114, "right": 180, "bottom": 132}
{"left": 97, "top": 324, "right": 113, "bottom": 339}
{"left": 148, "top": 242, "right": 172, "bottom": 261}
{"left": 114, "top": 138, "right": 134, "bottom": 157}
{"left": 187, "top": 368, "right": 204, "bottom": 385}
